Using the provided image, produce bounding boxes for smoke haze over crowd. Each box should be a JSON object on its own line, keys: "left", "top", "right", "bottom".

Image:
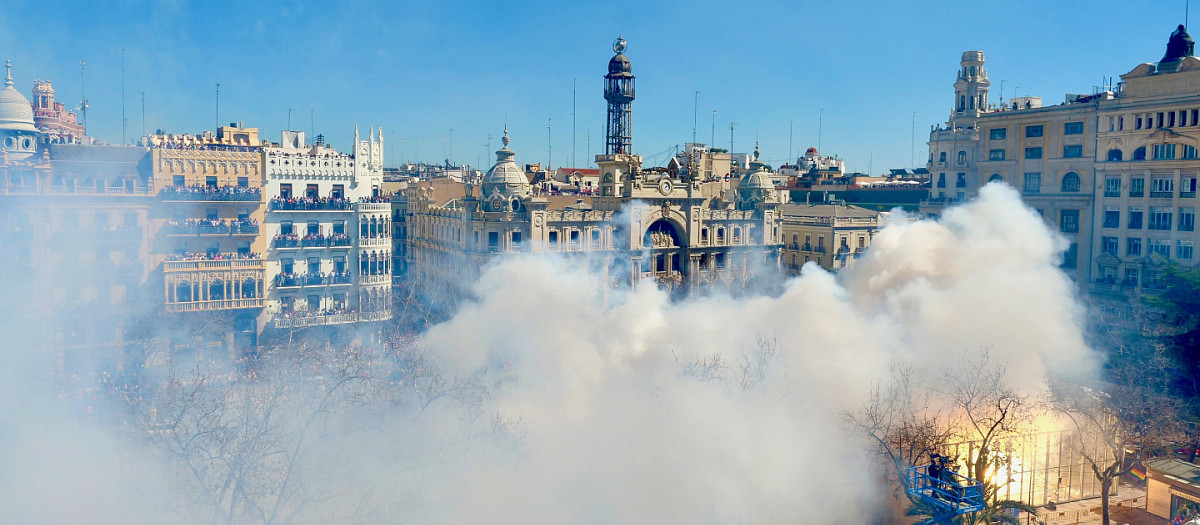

{"left": 0, "top": 183, "right": 1098, "bottom": 523}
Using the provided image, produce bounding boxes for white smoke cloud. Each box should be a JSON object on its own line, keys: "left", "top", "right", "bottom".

{"left": 0, "top": 182, "right": 1097, "bottom": 523}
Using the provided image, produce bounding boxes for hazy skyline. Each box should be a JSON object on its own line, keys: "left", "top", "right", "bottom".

{"left": 0, "top": 0, "right": 1190, "bottom": 172}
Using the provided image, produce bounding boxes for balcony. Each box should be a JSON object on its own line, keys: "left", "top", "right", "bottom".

{"left": 163, "top": 257, "right": 266, "bottom": 313}
{"left": 1150, "top": 191, "right": 1174, "bottom": 199}
{"left": 359, "top": 274, "right": 390, "bottom": 286}
{"left": 274, "top": 271, "right": 352, "bottom": 288}
{"left": 269, "top": 197, "right": 353, "bottom": 211}
{"left": 1183, "top": 191, "right": 1196, "bottom": 199}
{"left": 271, "top": 308, "right": 392, "bottom": 329}
{"left": 273, "top": 234, "right": 353, "bottom": 249}
{"left": 159, "top": 185, "right": 262, "bottom": 202}
{"left": 163, "top": 220, "right": 260, "bottom": 236}
{"left": 359, "top": 235, "right": 391, "bottom": 248}
{"left": 356, "top": 201, "right": 391, "bottom": 212}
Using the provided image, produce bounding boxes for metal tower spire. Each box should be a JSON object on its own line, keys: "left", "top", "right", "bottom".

{"left": 603, "top": 35, "right": 635, "bottom": 155}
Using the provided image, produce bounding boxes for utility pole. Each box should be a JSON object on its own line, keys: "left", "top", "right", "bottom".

{"left": 729, "top": 122, "right": 736, "bottom": 154}
{"left": 586, "top": 129, "right": 591, "bottom": 161}
{"left": 78, "top": 60, "right": 88, "bottom": 132}
{"left": 547, "top": 118, "right": 553, "bottom": 171}
{"left": 693, "top": 91, "right": 700, "bottom": 144}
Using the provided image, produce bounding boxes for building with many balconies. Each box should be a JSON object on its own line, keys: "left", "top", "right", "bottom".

{"left": 262, "top": 128, "right": 391, "bottom": 333}
{"left": 779, "top": 202, "right": 882, "bottom": 274}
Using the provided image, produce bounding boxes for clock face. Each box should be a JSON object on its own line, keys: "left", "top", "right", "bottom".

{"left": 658, "top": 178, "right": 672, "bottom": 195}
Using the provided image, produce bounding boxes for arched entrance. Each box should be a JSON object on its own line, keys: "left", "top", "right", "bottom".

{"left": 642, "top": 218, "right": 685, "bottom": 288}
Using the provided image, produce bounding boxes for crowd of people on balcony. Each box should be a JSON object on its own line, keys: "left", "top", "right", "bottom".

{"left": 273, "top": 270, "right": 353, "bottom": 287}
{"left": 154, "top": 142, "right": 258, "bottom": 153}
{"left": 273, "top": 232, "right": 353, "bottom": 248}
{"left": 164, "top": 218, "right": 260, "bottom": 235}
{"left": 166, "top": 251, "right": 262, "bottom": 262}
{"left": 358, "top": 195, "right": 391, "bottom": 203}
{"left": 160, "top": 184, "right": 261, "bottom": 201}
{"left": 269, "top": 196, "right": 353, "bottom": 211}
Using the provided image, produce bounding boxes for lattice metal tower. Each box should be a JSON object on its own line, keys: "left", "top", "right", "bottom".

{"left": 604, "top": 35, "right": 635, "bottom": 155}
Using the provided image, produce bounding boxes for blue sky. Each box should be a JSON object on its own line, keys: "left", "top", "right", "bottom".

{"left": 1, "top": 0, "right": 1190, "bottom": 172}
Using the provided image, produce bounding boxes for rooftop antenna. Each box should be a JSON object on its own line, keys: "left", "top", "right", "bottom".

{"left": 78, "top": 60, "right": 88, "bottom": 133}
{"left": 140, "top": 91, "right": 145, "bottom": 142}
{"left": 728, "top": 121, "right": 736, "bottom": 154}
{"left": 214, "top": 82, "right": 220, "bottom": 132}
{"left": 587, "top": 128, "right": 591, "bottom": 161}
{"left": 309, "top": 108, "right": 315, "bottom": 145}
{"left": 910, "top": 111, "right": 916, "bottom": 169}
{"left": 693, "top": 91, "right": 700, "bottom": 144}
{"left": 121, "top": 48, "right": 126, "bottom": 145}
{"left": 818, "top": 108, "right": 824, "bottom": 154}
{"left": 547, "top": 117, "right": 553, "bottom": 171}
{"left": 572, "top": 78, "right": 577, "bottom": 168}
{"left": 711, "top": 109, "right": 717, "bottom": 147}
{"left": 789, "top": 119, "right": 794, "bottom": 164}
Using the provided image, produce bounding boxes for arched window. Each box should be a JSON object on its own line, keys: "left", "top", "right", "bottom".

{"left": 970, "top": 65, "right": 976, "bottom": 77}
{"left": 1061, "top": 172, "right": 1081, "bottom": 192}
{"left": 959, "top": 95, "right": 966, "bottom": 111}
{"left": 1133, "top": 146, "right": 1147, "bottom": 161}
{"left": 1107, "top": 149, "right": 1123, "bottom": 162}
{"left": 969, "top": 96, "right": 975, "bottom": 110}
{"left": 988, "top": 174, "right": 1005, "bottom": 183}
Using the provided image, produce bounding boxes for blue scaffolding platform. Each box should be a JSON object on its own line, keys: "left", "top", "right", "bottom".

{"left": 905, "top": 464, "right": 986, "bottom": 525}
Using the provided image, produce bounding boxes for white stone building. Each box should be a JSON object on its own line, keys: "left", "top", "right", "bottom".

{"left": 262, "top": 128, "right": 392, "bottom": 330}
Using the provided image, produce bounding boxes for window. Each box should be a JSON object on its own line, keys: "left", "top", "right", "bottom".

{"left": 1181, "top": 207, "right": 1196, "bottom": 231}
{"left": 307, "top": 257, "right": 320, "bottom": 274}
{"left": 1158, "top": 112, "right": 1166, "bottom": 128}
{"left": 1119, "top": 116, "right": 1124, "bottom": 130}
{"left": 990, "top": 128, "right": 1007, "bottom": 140}
{"left": 957, "top": 151, "right": 967, "bottom": 165}
{"left": 988, "top": 174, "right": 1004, "bottom": 183}
{"left": 331, "top": 184, "right": 345, "bottom": 199}
{"left": 237, "top": 177, "right": 248, "bottom": 188}
{"left": 172, "top": 175, "right": 185, "bottom": 186}
{"left": 511, "top": 231, "right": 522, "bottom": 247}
{"left": 280, "top": 183, "right": 292, "bottom": 199}
{"left": 1103, "top": 208, "right": 1120, "bottom": 228}
{"left": 1124, "top": 267, "right": 1140, "bottom": 286}
{"left": 306, "top": 220, "right": 319, "bottom": 235}
{"left": 1059, "top": 210, "right": 1080, "bottom": 233}
{"left": 237, "top": 241, "right": 250, "bottom": 255}
{"left": 1185, "top": 145, "right": 1199, "bottom": 160}
{"left": 1149, "top": 238, "right": 1171, "bottom": 257}
{"left": 1153, "top": 144, "right": 1177, "bottom": 160}
{"left": 1130, "top": 178, "right": 1145, "bottom": 197}
{"left": 1179, "top": 240, "right": 1195, "bottom": 260}
{"left": 1061, "top": 242, "right": 1078, "bottom": 269}
{"left": 1064, "top": 122, "right": 1084, "bottom": 135}
{"left": 937, "top": 173, "right": 946, "bottom": 188}
{"left": 956, "top": 173, "right": 966, "bottom": 188}
{"left": 280, "top": 220, "right": 293, "bottom": 235}
{"left": 1128, "top": 207, "right": 1143, "bottom": 229}
{"left": 939, "top": 152, "right": 947, "bottom": 163}
{"left": 591, "top": 229, "right": 601, "bottom": 249}
{"left": 282, "top": 258, "right": 294, "bottom": 274}
{"left": 206, "top": 208, "right": 218, "bottom": 221}
{"left": 1025, "top": 125, "right": 1044, "bottom": 138}
{"left": 1025, "top": 147, "right": 1043, "bottom": 159}
{"left": 332, "top": 220, "right": 345, "bottom": 235}
{"left": 1105, "top": 178, "right": 1121, "bottom": 197}
{"left": 1149, "top": 207, "right": 1172, "bottom": 230}
{"left": 1151, "top": 177, "right": 1175, "bottom": 197}
{"left": 305, "top": 184, "right": 319, "bottom": 199}
{"left": 1136, "top": 116, "right": 1144, "bottom": 130}
{"left": 1063, "top": 145, "right": 1083, "bottom": 158}
{"left": 548, "top": 231, "right": 558, "bottom": 245}
{"left": 1126, "top": 237, "right": 1142, "bottom": 256}
{"left": 989, "top": 149, "right": 1006, "bottom": 161}
{"left": 205, "top": 176, "right": 217, "bottom": 187}
{"left": 570, "top": 230, "right": 581, "bottom": 246}
{"left": 1184, "top": 177, "right": 1198, "bottom": 197}
{"left": 1133, "top": 146, "right": 1147, "bottom": 161}
{"left": 1101, "top": 236, "right": 1118, "bottom": 254}
{"left": 487, "top": 231, "right": 499, "bottom": 248}
{"left": 1023, "top": 173, "right": 1041, "bottom": 193}
{"left": 1107, "top": 149, "right": 1123, "bottom": 161}
{"left": 1061, "top": 172, "right": 1081, "bottom": 192}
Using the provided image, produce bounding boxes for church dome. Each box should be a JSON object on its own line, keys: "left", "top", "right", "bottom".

{"left": 738, "top": 144, "right": 777, "bottom": 207}
{"left": 0, "top": 61, "right": 37, "bottom": 133}
{"left": 480, "top": 128, "right": 532, "bottom": 212}
{"left": 609, "top": 54, "right": 632, "bottom": 75}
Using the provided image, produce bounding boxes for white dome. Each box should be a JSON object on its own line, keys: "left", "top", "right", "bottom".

{"left": 480, "top": 129, "right": 531, "bottom": 212}
{"left": 0, "top": 62, "right": 37, "bottom": 133}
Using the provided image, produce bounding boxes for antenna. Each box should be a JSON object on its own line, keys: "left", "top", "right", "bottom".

{"left": 214, "top": 83, "right": 221, "bottom": 132}
{"left": 140, "top": 91, "right": 145, "bottom": 143}
{"left": 728, "top": 122, "right": 736, "bottom": 154}
{"left": 309, "top": 108, "right": 315, "bottom": 145}
{"left": 693, "top": 91, "right": 700, "bottom": 144}
{"left": 121, "top": 48, "right": 126, "bottom": 145}
{"left": 78, "top": 60, "right": 88, "bottom": 133}
{"left": 547, "top": 118, "right": 553, "bottom": 170}
{"left": 818, "top": 108, "right": 824, "bottom": 154}
{"left": 711, "top": 110, "right": 717, "bottom": 147}
{"left": 910, "top": 111, "right": 916, "bottom": 169}
{"left": 572, "top": 78, "right": 577, "bottom": 168}
{"left": 789, "top": 119, "right": 794, "bottom": 164}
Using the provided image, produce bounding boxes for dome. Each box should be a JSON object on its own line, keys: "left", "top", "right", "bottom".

{"left": 805, "top": 146, "right": 818, "bottom": 156}
{"left": 480, "top": 128, "right": 532, "bottom": 212}
{"left": 737, "top": 143, "right": 777, "bottom": 207}
{"left": 0, "top": 61, "right": 37, "bottom": 133}
{"left": 608, "top": 54, "right": 632, "bottom": 75}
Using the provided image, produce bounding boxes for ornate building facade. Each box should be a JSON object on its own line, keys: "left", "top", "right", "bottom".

{"left": 262, "top": 128, "right": 391, "bottom": 332}
{"left": 397, "top": 39, "right": 783, "bottom": 299}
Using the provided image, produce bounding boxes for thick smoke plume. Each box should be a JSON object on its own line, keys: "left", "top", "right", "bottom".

{"left": 0, "top": 183, "right": 1097, "bottom": 523}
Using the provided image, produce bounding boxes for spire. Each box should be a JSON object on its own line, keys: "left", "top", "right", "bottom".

{"left": 502, "top": 125, "right": 510, "bottom": 148}
{"left": 753, "top": 140, "right": 761, "bottom": 161}
{"left": 4, "top": 60, "right": 12, "bottom": 88}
